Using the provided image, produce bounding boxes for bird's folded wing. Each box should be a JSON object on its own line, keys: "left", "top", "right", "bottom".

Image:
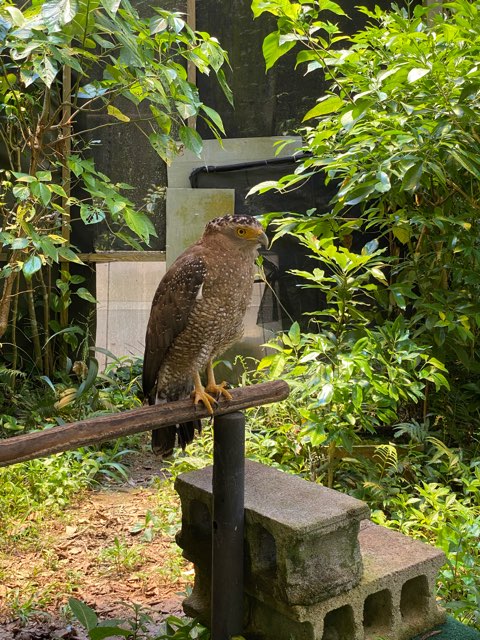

{"left": 142, "top": 253, "right": 207, "bottom": 402}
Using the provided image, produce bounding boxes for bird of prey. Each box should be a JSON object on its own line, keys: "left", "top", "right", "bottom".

{"left": 142, "top": 214, "right": 268, "bottom": 457}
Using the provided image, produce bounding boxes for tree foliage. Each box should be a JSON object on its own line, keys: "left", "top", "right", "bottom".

{"left": 252, "top": 0, "right": 480, "bottom": 443}
{"left": 0, "top": 0, "right": 230, "bottom": 375}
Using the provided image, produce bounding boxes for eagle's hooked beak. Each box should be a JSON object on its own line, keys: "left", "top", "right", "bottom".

{"left": 257, "top": 230, "right": 269, "bottom": 249}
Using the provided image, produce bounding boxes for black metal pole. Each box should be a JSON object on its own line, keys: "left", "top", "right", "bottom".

{"left": 211, "top": 411, "right": 245, "bottom": 640}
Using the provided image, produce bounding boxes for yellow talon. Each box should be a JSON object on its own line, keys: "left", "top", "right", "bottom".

{"left": 206, "top": 360, "right": 233, "bottom": 402}
{"left": 192, "top": 372, "right": 217, "bottom": 413}
{"left": 205, "top": 380, "right": 233, "bottom": 401}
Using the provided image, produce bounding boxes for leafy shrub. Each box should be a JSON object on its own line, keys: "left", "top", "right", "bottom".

{"left": 252, "top": 0, "right": 480, "bottom": 444}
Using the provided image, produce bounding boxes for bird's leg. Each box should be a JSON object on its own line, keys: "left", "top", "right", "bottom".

{"left": 205, "top": 360, "right": 233, "bottom": 401}
{"left": 192, "top": 371, "right": 217, "bottom": 414}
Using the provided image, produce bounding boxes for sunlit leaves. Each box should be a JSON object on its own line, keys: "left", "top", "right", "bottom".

{"left": 262, "top": 31, "right": 296, "bottom": 71}
{"left": 41, "top": 0, "right": 78, "bottom": 32}
{"left": 407, "top": 67, "right": 430, "bottom": 83}
{"left": 303, "top": 95, "right": 344, "bottom": 121}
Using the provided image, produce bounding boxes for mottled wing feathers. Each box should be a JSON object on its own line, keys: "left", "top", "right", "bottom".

{"left": 142, "top": 252, "right": 207, "bottom": 403}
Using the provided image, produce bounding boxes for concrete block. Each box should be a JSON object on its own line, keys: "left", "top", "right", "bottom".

{"left": 176, "top": 460, "right": 369, "bottom": 606}
{"left": 244, "top": 521, "right": 445, "bottom": 640}
{"left": 175, "top": 462, "right": 446, "bottom": 640}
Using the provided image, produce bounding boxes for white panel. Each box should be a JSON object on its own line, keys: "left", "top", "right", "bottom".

{"left": 95, "top": 261, "right": 166, "bottom": 369}
{"left": 166, "top": 187, "right": 235, "bottom": 267}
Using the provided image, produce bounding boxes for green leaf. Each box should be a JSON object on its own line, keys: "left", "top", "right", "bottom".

{"left": 68, "top": 597, "right": 98, "bottom": 631}
{"left": 36, "top": 171, "right": 52, "bottom": 182}
{"left": 217, "top": 68, "right": 233, "bottom": 106}
{"left": 393, "top": 225, "right": 411, "bottom": 244}
{"left": 303, "top": 95, "right": 343, "bottom": 121}
{"left": 12, "top": 184, "right": 30, "bottom": 201}
{"left": 42, "top": 0, "right": 78, "bottom": 31}
{"left": 49, "top": 183, "right": 68, "bottom": 198}
{"left": 390, "top": 287, "right": 406, "bottom": 310}
{"left": 99, "top": 0, "right": 121, "bottom": 15}
{"left": 38, "top": 237, "right": 59, "bottom": 262}
{"left": 262, "top": 31, "right": 296, "bottom": 72}
{"left": 407, "top": 67, "right": 430, "bottom": 83}
{"left": 318, "top": 0, "right": 347, "bottom": 15}
{"left": 288, "top": 321, "right": 301, "bottom": 346}
{"left": 150, "top": 106, "right": 171, "bottom": 134}
{"left": 107, "top": 105, "right": 131, "bottom": 122}
{"left": 352, "top": 385, "right": 363, "bottom": 408}
{"left": 179, "top": 126, "right": 203, "bottom": 156}
{"left": 374, "top": 171, "right": 391, "bottom": 193}
{"left": 58, "top": 247, "right": 84, "bottom": 264}
{"left": 76, "top": 287, "right": 98, "bottom": 304}
{"left": 370, "top": 267, "right": 388, "bottom": 284}
{"left": 402, "top": 162, "right": 423, "bottom": 191}
{"left": 33, "top": 56, "right": 58, "bottom": 88}
{"left": 23, "top": 255, "right": 42, "bottom": 278}
{"left": 200, "top": 104, "right": 225, "bottom": 134}
{"left": 123, "top": 209, "right": 157, "bottom": 244}
{"left": 30, "top": 182, "right": 51, "bottom": 206}
{"left": 76, "top": 358, "right": 99, "bottom": 397}
{"left": 317, "top": 383, "right": 334, "bottom": 405}
{"left": 5, "top": 6, "right": 25, "bottom": 27}
{"left": 11, "top": 238, "right": 29, "bottom": 250}
{"left": 80, "top": 204, "right": 106, "bottom": 225}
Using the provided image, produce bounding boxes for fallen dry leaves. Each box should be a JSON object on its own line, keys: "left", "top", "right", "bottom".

{"left": 0, "top": 451, "right": 192, "bottom": 639}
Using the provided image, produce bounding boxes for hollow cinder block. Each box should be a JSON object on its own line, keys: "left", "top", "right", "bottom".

{"left": 176, "top": 459, "right": 369, "bottom": 606}
{"left": 176, "top": 462, "right": 446, "bottom": 640}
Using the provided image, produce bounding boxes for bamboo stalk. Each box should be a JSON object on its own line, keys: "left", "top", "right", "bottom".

{"left": 25, "top": 278, "right": 42, "bottom": 370}
{"left": 38, "top": 268, "right": 52, "bottom": 377}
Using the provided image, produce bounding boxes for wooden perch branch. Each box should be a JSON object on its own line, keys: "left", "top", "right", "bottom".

{"left": 0, "top": 381, "right": 289, "bottom": 467}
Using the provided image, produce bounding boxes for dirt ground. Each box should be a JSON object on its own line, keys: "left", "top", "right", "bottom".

{"left": 0, "top": 451, "right": 193, "bottom": 639}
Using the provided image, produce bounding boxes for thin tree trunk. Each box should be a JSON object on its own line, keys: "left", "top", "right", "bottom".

{"left": 38, "top": 268, "right": 52, "bottom": 377}
{"left": 25, "top": 278, "right": 42, "bottom": 370}
{"left": 0, "top": 271, "right": 17, "bottom": 339}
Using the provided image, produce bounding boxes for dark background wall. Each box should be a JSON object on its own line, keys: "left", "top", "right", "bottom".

{"left": 90, "top": 0, "right": 394, "bottom": 251}
{"left": 194, "top": 0, "right": 385, "bottom": 140}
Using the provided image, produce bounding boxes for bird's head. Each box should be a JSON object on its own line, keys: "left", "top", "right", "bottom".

{"left": 204, "top": 215, "right": 269, "bottom": 250}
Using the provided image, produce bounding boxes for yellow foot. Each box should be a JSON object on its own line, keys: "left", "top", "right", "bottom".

{"left": 191, "top": 387, "right": 217, "bottom": 414}
{"left": 205, "top": 380, "right": 233, "bottom": 401}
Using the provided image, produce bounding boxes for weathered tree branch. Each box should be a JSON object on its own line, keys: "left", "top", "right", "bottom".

{"left": 0, "top": 381, "right": 290, "bottom": 467}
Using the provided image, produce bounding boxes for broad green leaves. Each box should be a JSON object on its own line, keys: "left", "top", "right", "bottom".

{"left": 41, "top": 0, "right": 78, "bottom": 31}
{"left": 0, "top": 0, "right": 230, "bottom": 375}
{"left": 303, "top": 95, "right": 343, "bottom": 121}
{"left": 263, "top": 31, "right": 296, "bottom": 71}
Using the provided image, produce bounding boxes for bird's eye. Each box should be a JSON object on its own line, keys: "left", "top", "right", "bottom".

{"left": 236, "top": 228, "right": 247, "bottom": 236}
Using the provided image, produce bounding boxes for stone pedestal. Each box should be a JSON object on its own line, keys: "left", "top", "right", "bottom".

{"left": 175, "top": 460, "right": 446, "bottom": 640}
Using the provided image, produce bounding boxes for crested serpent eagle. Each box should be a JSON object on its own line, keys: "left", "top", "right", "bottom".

{"left": 142, "top": 214, "right": 268, "bottom": 457}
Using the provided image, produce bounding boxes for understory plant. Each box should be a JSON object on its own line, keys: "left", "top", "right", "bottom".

{"left": 257, "top": 233, "right": 448, "bottom": 485}
{"left": 0, "top": 0, "right": 230, "bottom": 378}
{"left": 0, "top": 356, "right": 143, "bottom": 542}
